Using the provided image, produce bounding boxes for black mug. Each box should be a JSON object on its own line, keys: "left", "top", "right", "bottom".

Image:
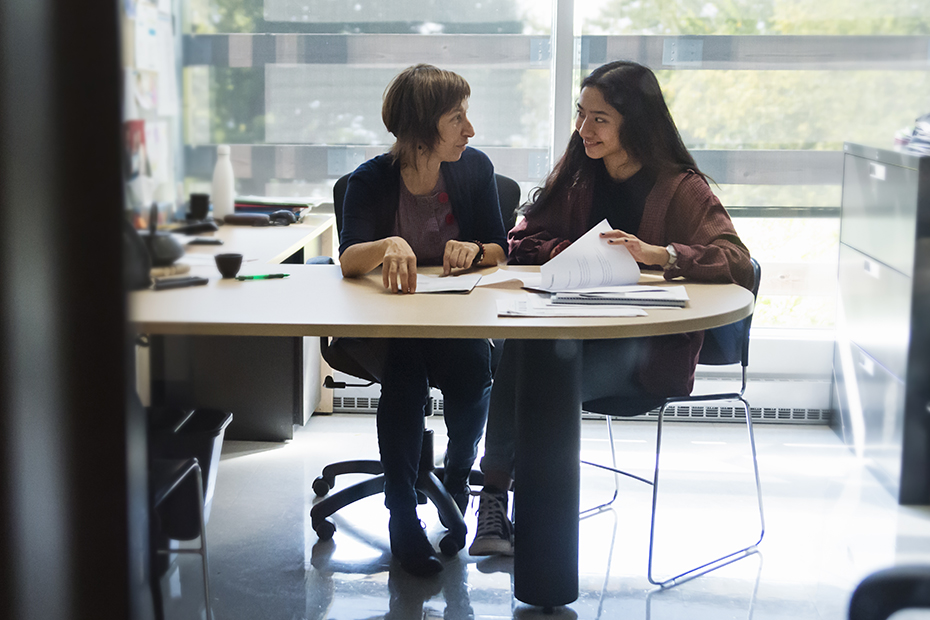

{"left": 189, "top": 193, "right": 210, "bottom": 221}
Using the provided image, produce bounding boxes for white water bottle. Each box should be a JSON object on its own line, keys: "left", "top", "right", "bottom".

{"left": 211, "top": 144, "right": 235, "bottom": 220}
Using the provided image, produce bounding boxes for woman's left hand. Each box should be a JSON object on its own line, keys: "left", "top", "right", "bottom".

{"left": 442, "top": 239, "right": 481, "bottom": 275}
{"left": 600, "top": 229, "right": 669, "bottom": 267}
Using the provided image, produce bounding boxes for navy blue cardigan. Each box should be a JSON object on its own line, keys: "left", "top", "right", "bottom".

{"left": 339, "top": 147, "right": 508, "bottom": 260}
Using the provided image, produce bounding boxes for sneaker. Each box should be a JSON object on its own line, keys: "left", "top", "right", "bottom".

{"left": 468, "top": 488, "right": 514, "bottom": 556}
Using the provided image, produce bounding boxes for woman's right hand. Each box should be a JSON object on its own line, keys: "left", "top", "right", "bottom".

{"left": 382, "top": 236, "right": 418, "bottom": 294}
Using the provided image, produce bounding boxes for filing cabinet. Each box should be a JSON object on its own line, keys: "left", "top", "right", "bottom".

{"left": 833, "top": 143, "right": 930, "bottom": 504}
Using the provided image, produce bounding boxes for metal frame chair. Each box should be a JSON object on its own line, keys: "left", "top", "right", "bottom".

{"left": 150, "top": 457, "right": 213, "bottom": 620}
{"left": 581, "top": 257, "right": 765, "bottom": 589}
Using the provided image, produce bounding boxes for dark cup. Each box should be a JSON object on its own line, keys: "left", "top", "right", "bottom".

{"left": 189, "top": 193, "right": 210, "bottom": 221}
{"left": 214, "top": 253, "right": 243, "bottom": 279}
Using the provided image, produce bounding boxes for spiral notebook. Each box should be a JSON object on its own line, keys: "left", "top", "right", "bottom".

{"left": 550, "top": 285, "right": 689, "bottom": 307}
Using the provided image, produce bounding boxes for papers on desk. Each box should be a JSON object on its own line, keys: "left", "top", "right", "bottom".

{"left": 551, "top": 285, "right": 689, "bottom": 308}
{"left": 416, "top": 273, "right": 482, "bottom": 293}
{"left": 476, "top": 268, "right": 542, "bottom": 289}
{"left": 491, "top": 219, "right": 691, "bottom": 317}
{"left": 497, "top": 296, "right": 647, "bottom": 318}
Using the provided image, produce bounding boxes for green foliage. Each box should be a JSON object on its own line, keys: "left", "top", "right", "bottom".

{"left": 209, "top": 68, "right": 265, "bottom": 144}
{"left": 582, "top": 0, "right": 930, "bottom": 35}
{"left": 662, "top": 70, "right": 930, "bottom": 152}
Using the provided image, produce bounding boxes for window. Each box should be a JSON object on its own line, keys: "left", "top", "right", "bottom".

{"left": 180, "top": 0, "right": 930, "bottom": 333}
{"left": 574, "top": 0, "right": 930, "bottom": 329}
{"left": 182, "top": 0, "right": 555, "bottom": 203}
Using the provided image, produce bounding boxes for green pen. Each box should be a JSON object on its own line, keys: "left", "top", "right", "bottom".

{"left": 235, "top": 273, "right": 290, "bottom": 281}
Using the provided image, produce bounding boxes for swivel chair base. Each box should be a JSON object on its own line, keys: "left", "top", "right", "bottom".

{"left": 310, "top": 428, "right": 483, "bottom": 555}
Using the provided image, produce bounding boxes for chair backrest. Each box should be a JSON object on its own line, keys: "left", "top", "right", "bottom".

{"left": 696, "top": 257, "right": 761, "bottom": 368}
{"left": 333, "top": 173, "right": 350, "bottom": 238}
{"left": 495, "top": 173, "right": 520, "bottom": 231}
{"left": 333, "top": 172, "right": 520, "bottom": 239}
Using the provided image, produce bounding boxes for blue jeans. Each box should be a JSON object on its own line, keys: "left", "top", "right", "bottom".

{"left": 377, "top": 338, "right": 492, "bottom": 512}
{"left": 480, "top": 338, "right": 656, "bottom": 478}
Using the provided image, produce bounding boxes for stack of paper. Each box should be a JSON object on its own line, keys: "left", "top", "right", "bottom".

{"left": 497, "top": 296, "right": 647, "bottom": 318}
{"left": 493, "top": 219, "right": 689, "bottom": 317}
{"left": 551, "top": 285, "right": 689, "bottom": 307}
{"left": 235, "top": 195, "right": 317, "bottom": 215}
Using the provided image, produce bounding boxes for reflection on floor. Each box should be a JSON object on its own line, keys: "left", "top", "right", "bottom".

{"left": 159, "top": 414, "right": 930, "bottom": 620}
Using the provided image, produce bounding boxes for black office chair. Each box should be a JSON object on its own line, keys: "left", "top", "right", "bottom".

{"left": 848, "top": 565, "right": 930, "bottom": 619}
{"left": 581, "top": 257, "right": 764, "bottom": 589}
{"left": 310, "top": 171, "right": 521, "bottom": 555}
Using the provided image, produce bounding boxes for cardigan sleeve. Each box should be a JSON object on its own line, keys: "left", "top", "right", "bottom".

{"left": 455, "top": 149, "right": 508, "bottom": 256}
{"left": 507, "top": 216, "right": 565, "bottom": 265}
{"left": 507, "top": 185, "right": 591, "bottom": 265}
{"left": 338, "top": 157, "right": 394, "bottom": 256}
{"left": 662, "top": 175, "right": 753, "bottom": 290}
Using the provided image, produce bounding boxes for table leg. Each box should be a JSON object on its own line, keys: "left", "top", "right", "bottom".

{"left": 513, "top": 339, "right": 581, "bottom": 607}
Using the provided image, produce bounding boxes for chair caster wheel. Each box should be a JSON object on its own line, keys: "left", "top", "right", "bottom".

{"left": 439, "top": 532, "right": 465, "bottom": 556}
{"left": 312, "top": 476, "right": 332, "bottom": 497}
{"left": 314, "top": 519, "right": 336, "bottom": 540}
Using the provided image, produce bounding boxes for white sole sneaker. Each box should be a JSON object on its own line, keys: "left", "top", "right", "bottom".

{"left": 468, "top": 536, "right": 514, "bottom": 557}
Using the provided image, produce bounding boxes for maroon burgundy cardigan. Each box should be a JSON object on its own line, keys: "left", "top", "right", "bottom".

{"left": 508, "top": 170, "right": 753, "bottom": 396}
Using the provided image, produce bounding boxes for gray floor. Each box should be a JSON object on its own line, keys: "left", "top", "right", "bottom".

{"left": 160, "top": 414, "right": 930, "bottom": 620}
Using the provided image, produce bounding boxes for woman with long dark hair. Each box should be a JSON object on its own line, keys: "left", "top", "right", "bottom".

{"left": 468, "top": 61, "right": 753, "bottom": 557}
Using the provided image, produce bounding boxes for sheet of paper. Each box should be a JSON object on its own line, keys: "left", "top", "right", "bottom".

{"left": 476, "top": 268, "right": 541, "bottom": 289}
{"left": 497, "top": 297, "right": 647, "bottom": 318}
{"left": 144, "top": 121, "right": 171, "bottom": 183}
{"left": 540, "top": 219, "right": 640, "bottom": 290}
{"left": 559, "top": 285, "right": 690, "bottom": 301}
{"left": 155, "top": 14, "right": 179, "bottom": 116}
{"left": 134, "top": 3, "right": 160, "bottom": 72}
{"left": 416, "top": 273, "right": 482, "bottom": 294}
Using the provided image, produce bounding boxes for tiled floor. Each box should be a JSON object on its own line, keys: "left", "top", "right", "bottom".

{"left": 160, "top": 414, "right": 930, "bottom": 619}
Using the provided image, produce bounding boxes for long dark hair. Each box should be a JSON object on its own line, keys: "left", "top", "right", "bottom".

{"left": 525, "top": 61, "right": 705, "bottom": 216}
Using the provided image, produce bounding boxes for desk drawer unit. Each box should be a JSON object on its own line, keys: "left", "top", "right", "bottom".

{"left": 840, "top": 148, "right": 919, "bottom": 276}
{"left": 833, "top": 143, "right": 930, "bottom": 505}
{"left": 837, "top": 244, "right": 911, "bottom": 379}
{"left": 833, "top": 342, "right": 905, "bottom": 495}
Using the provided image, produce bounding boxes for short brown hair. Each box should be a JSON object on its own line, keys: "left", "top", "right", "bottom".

{"left": 381, "top": 64, "right": 471, "bottom": 166}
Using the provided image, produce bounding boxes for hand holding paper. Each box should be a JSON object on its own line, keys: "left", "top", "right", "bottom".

{"left": 540, "top": 219, "right": 640, "bottom": 290}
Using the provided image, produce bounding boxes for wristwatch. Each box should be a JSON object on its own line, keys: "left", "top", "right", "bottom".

{"left": 663, "top": 244, "right": 678, "bottom": 270}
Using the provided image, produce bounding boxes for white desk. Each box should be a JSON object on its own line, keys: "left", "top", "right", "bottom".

{"left": 176, "top": 213, "right": 337, "bottom": 266}
{"left": 130, "top": 264, "right": 753, "bottom": 608}
{"left": 139, "top": 215, "right": 337, "bottom": 440}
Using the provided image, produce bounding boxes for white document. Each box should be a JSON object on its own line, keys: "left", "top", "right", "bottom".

{"left": 476, "top": 268, "right": 542, "bottom": 289}
{"left": 551, "top": 284, "right": 689, "bottom": 307}
{"left": 416, "top": 273, "right": 482, "bottom": 294}
{"left": 155, "top": 13, "right": 179, "bottom": 117}
{"left": 134, "top": 3, "right": 160, "bottom": 72}
{"left": 497, "top": 297, "right": 647, "bottom": 318}
{"left": 539, "top": 219, "right": 640, "bottom": 291}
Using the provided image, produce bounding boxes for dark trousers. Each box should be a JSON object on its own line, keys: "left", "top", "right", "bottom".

{"left": 480, "top": 338, "right": 654, "bottom": 478}
{"left": 377, "top": 338, "right": 492, "bottom": 512}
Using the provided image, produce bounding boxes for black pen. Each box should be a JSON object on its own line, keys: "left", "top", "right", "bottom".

{"left": 235, "top": 273, "right": 290, "bottom": 281}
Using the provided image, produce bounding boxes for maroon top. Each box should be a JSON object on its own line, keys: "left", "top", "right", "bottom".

{"left": 393, "top": 174, "right": 460, "bottom": 266}
{"left": 508, "top": 170, "right": 753, "bottom": 396}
